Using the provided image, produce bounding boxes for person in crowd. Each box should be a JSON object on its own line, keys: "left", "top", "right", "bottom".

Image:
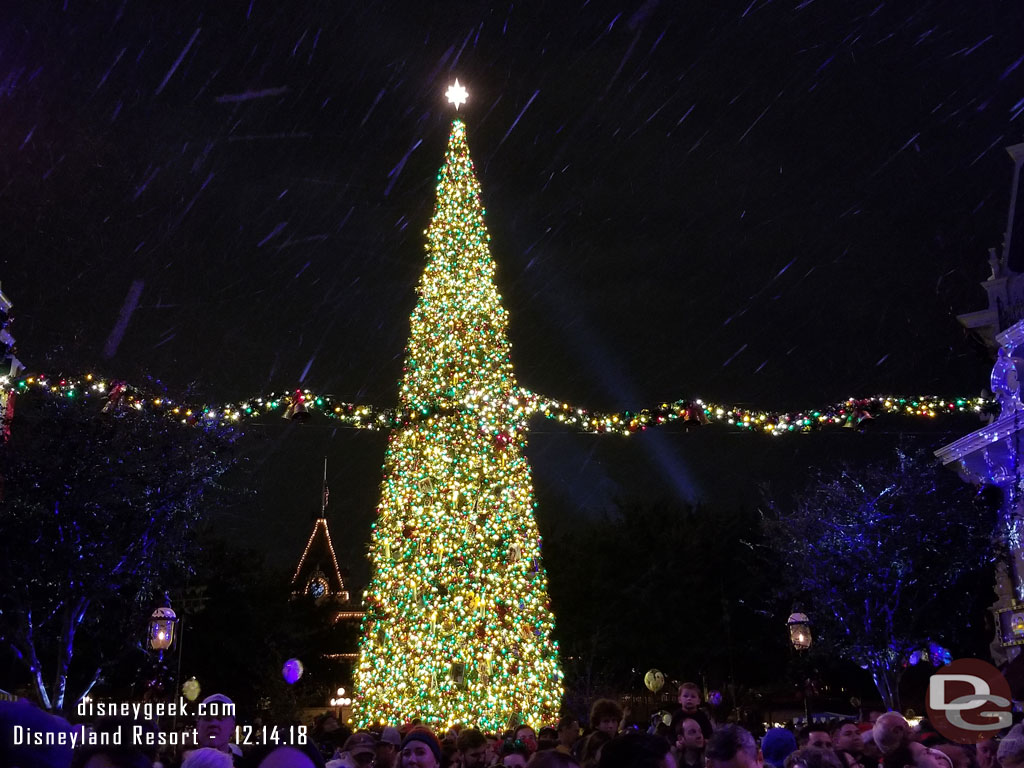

{"left": 83, "top": 715, "right": 161, "bottom": 768}
{"left": 872, "top": 714, "right": 911, "bottom": 757}
{"left": 917, "top": 749, "right": 954, "bottom": 768}
{"left": 934, "top": 744, "right": 975, "bottom": 768}
{"left": 400, "top": 727, "right": 443, "bottom": 768}
{"left": 598, "top": 732, "right": 676, "bottom": 768}
{"left": 456, "top": 727, "right": 488, "bottom": 768}
{"left": 914, "top": 720, "right": 942, "bottom": 749}
{"left": 761, "top": 728, "right": 798, "bottom": 768}
{"left": 674, "top": 717, "right": 705, "bottom": 768}
{"left": 997, "top": 724, "right": 1024, "bottom": 768}
{"left": 537, "top": 727, "right": 559, "bottom": 752}
{"left": 831, "top": 721, "right": 863, "bottom": 768}
{"left": 183, "top": 747, "right": 235, "bottom": 768}
{"left": 0, "top": 699, "right": 73, "bottom": 768}
{"left": 73, "top": 745, "right": 153, "bottom": 768}
{"left": 499, "top": 738, "right": 532, "bottom": 768}
{"left": 579, "top": 731, "right": 612, "bottom": 768}
{"left": 515, "top": 725, "right": 539, "bottom": 756}
{"left": 377, "top": 727, "right": 402, "bottom": 768}
{"left": 195, "top": 694, "right": 242, "bottom": 764}
{"left": 555, "top": 717, "right": 580, "bottom": 757}
{"left": 784, "top": 749, "right": 843, "bottom": 768}
{"left": 312, "top": 714, "right": 347, "bottom": 765}
{"left": 589, "top": 700, "right": 624, "bottom": 738}
{"left": 675, "top": 684, "right": 713, "bottom": 739}
{"left": 804, "top": 729, "right": 833, "bottom": 752}
{"left": 976, "top": 740, "right": 996, "bottom": 768}
{"left": 655, "top": 723, "right": 675, "bottom": 745}
{"left": 339, "top": 733, "right": 377, "bottom": 768}
{"left": 706, "top": 725, "right": 763, "bottom": 768}
{"left": 250, "top": 743, "right": 326, "bottom": 768}
{"left": 528, "top": 751, "right": 580, "bottom": 767}
{"left": 859, "top": 729, "right": 881, "bottom": 768}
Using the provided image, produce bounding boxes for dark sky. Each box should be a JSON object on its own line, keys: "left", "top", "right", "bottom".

{"left": 2, "top": 1, "right": 1022, "bottom": 577}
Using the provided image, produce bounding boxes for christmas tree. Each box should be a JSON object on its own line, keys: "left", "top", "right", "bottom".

{"left": 352, "top": 119, "right": 563, "bottom": 731}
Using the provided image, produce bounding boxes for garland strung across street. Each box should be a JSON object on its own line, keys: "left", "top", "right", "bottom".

{"left": 7, "top": 372, "right": 994, "bottom": 437}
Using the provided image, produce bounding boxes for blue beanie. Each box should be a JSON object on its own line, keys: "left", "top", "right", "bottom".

{"left": 761, "top": 728, "right": 797, "bottom": 768}
{"left": 401, "top": 726, "right": 442, "bottom": 763}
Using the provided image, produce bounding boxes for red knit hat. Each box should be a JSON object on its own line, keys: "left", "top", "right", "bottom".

{"left": 402, "top": 726, "right": 442, "bottom": 762}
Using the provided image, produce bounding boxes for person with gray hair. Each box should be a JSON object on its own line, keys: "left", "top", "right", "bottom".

{"left": 997, "top": 723, "right": 1024, "bottom": 768}
{"left": 706, "top": 725, "right": 763, "bottom": 768}
{"left": 784, "top": 748, "right": 844, "bottom": 768}
{"left": 182, "top": 747, "right": 235, "bottom": 768}
{"left": 873, "top": 713, "right": 911, "bottom": 755}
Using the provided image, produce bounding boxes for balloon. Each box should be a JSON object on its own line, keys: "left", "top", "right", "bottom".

{"left": 708, "top": 690, "right": 723, "bottom": 707}
{"left": 182, "top": 677, "right": 201, "bottom": 702}
{"left": 282, "top": 658, "right": 304, "bottom": 685}
{"left": 644, "top": 669, "right": 665, "bottom": 692}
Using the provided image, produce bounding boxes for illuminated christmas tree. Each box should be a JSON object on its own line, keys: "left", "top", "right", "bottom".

{"left": 353, "top": 116, "right": 563, "bottom": 730}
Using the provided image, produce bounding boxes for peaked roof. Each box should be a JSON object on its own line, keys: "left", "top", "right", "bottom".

{"left": 291, "top": 516, "right": 349, "bottom": 600}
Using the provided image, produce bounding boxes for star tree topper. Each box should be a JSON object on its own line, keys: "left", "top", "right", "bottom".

{"left": 446, "top": 79, "right": 468, "bottom": 110}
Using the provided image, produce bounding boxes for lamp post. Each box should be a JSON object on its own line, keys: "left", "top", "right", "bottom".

{"left": 147, "top": 600, "right": 185, "bottom": 730}
{"left": 148, "top": 606, "right": 178, "bottom": 660}
{"left": 787, "top": 612, "right": 813, "bottom": 725}
{"left": 330, "top": 687, "right": 354, "bottom": 724}
{"left": 787, "top": 612, "right": 812, "bottom": 652}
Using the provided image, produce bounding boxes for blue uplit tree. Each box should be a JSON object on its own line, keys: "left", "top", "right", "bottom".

{"left": 0, "top": 390, "right": 238, "bottom": 712}
{"left": 764, "top": 448, "right": 996, "bottom": 711}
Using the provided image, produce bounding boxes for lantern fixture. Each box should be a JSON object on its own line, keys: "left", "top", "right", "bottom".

{"left": 148, "top": 606, "right": 178, "bottom": 653}
{"left": 787, "top": 612, "right": 812, "bottom": 651}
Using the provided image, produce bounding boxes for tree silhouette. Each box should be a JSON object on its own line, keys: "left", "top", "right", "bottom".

{"left": 0, "top": 389, "right": 237, "bottom": 711}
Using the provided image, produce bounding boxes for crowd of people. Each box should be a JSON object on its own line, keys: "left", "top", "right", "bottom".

{"left": 1, "top": 683, "right": 1021, "bottom": 768}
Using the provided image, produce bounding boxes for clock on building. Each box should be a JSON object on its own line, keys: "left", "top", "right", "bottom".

{"left": 309, "top": 576, "right": 328, "bottom": 599}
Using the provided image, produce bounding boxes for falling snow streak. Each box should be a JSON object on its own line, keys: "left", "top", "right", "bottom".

{"left": 132, "top": 167, "right": 160, "bottom": 201}
{"left": 214, "top": 86, "right": 290, "bottom": 103}
{"left": 225, "top": 133, "right": 313, "bottom": 142}
{"left": 257, "top": 222, "right": 288, "bottom": 247}
{"left": 722, "top": 344, "right": 748, "bottom": 367}
{"left": 384, "top": 139, "right": 423, "bottom": 197}
{"left": 103, "top": 280, "right": 145, "bottom": 359}
{"left": 496, "top": 90, "right": 539, "bottom": 150}
{"left": 870, "top": 132, "right": 921, "bottom": 178}
{"left": 1001, "top": 55, "right": 1024, "bottom": 81}
{"left": 154, "top": 27, "right": 200, "bottom": 96}
{"left": 738, "top": 91, "right": 783, "bottom": 143}
{"left": 174, "top": 173, "right": 214, "bottom": 227}
{"left": 95, "top": 48, "right": 126, "bottom": 92}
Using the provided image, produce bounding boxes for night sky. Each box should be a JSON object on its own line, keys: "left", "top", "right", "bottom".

{"left": 3, "top": 1, "right": 1022, "bottom": 579}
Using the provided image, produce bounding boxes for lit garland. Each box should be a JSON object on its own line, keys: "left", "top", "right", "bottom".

{"left": 7, "top": 373, "right": 995, "bottom": 438}
{"left": 520, "top": 392, "right": 994, "bottom": 436}
{"left": 1, "top": 121, "right": 996, "bottom": 730}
